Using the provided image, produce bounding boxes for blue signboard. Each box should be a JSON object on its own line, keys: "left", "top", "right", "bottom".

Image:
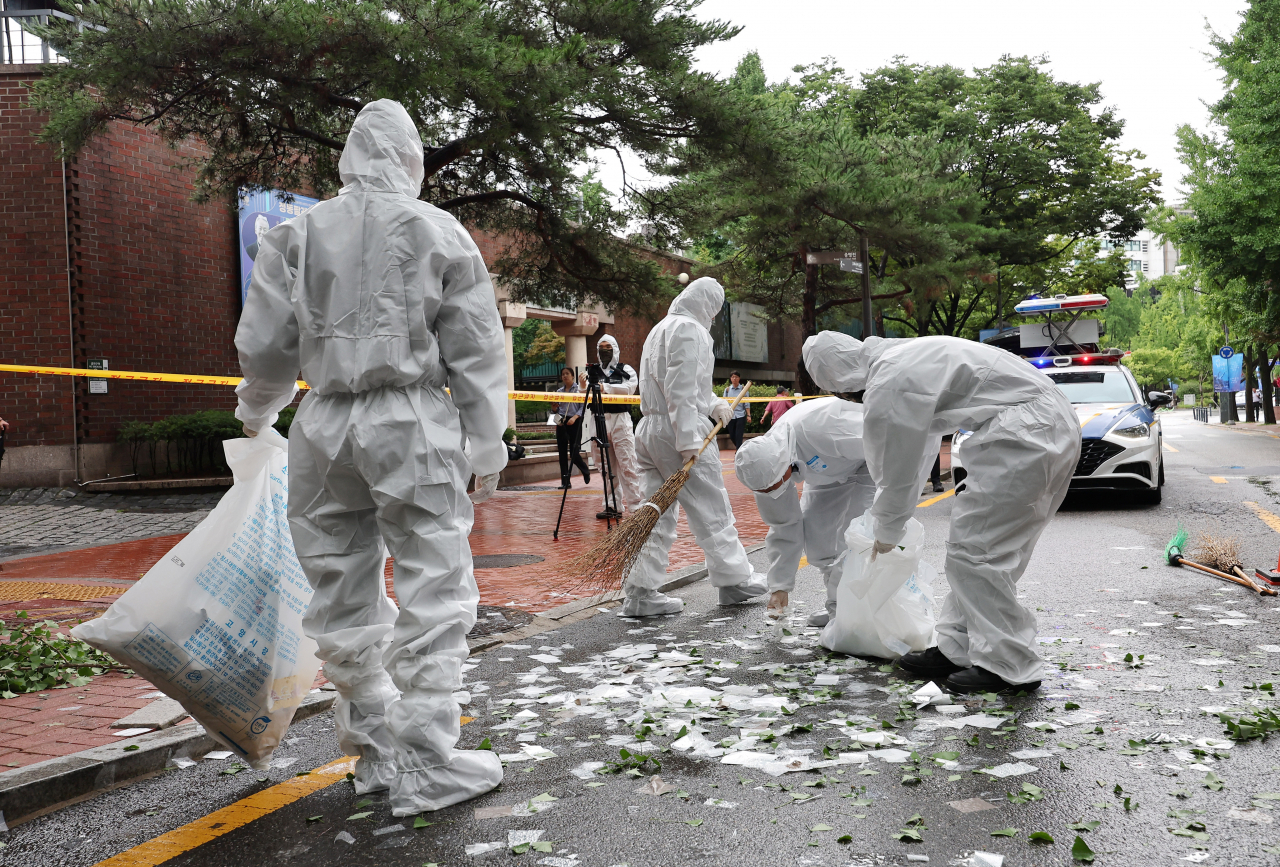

{"left": 1212, "top": 350, "right": 1244, "bottom": 393}
{"left": 237, "top": 189, "right": 319, "bottom": 307}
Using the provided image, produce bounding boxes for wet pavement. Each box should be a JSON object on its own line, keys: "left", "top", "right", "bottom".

{"left": 5, "top": 411, "right": 1280, "bottom": 866}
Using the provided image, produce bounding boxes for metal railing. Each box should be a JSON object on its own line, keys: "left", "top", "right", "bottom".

{"left": 1193, "top": 406, "right": 1210, "bottom": 423}
{"left": 1, "top": 7, "right": 104, "bottom": 65}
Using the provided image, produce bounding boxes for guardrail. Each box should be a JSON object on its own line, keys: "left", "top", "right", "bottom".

{"left": 1192, "top": 406, "right": 1210, "bottom": 423}
{"left": 1, "top": 8, "right": 104, "bottom": 66}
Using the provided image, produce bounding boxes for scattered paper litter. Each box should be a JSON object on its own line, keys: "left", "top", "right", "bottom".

{"left": 953, "top": 713, "right": 1004, "bottom": 729}
{"left": 960, "top": 853, "right": 1004, "bottom": 867}
{"left": 169, "top": 756, "right": 197, "bottom": 769}
{"left": 465, "top": 841, "right": 505, "bottom": 856}
{"left": 909, "top": 682, "right": 951, "bottom": 708}
{"left": 113, "top": 728, "right": 153, "bottom": 738}
{"left": 475, "top": 805, "right": 514, "bottom": 820}
{"left": 635, "top": 775, "right": 677, "bottom": 796}
{"left": 1181, "top": 853, "right": 1211, "bottom": 863}
{"left": 372, "top": 824, "right": 405, "bottom": 837}
{"left": 949, "top": 798, "right": 998, "bottom": 814}
{"left": 269, "top": 757, "right": 299, "bottom": 769}
{"left": 570, "top": 761, "right": 605, "bottom": 780}
{"left": 1226, "top": 808, "right": 1273, "bottom": 824}
{"left": 203, "top": 751, "right": 234, "bottom": 760}
{"left": 704, "top": 798, "right": 738, "bottom": 808}
{"left": 508, "top": 830, "right": 545, "bottom": 846}
{"left": 1258, "top": 645, "right": 1280, "bottom": 653}
{"left": 869, "top": 748, "right": 914, "bottom": 763}
{"left": 1009, "top": 749, "right": 1055, "bottom": 760}
{"left": 334, "top": 831, "right": 356, "bottom": 845}
{"left": 978, "top": 762, "right": 1038, "bottom": 779}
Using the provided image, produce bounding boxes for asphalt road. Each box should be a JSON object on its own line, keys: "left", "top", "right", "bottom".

{"left": 7, "top": 408, "right": 1280, "bottom": 867}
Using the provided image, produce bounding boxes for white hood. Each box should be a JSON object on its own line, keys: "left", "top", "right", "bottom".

{"left": 597, "top": 333, "right": 621, "bottom": 373}
{"left": 338, "top": 99, "right": 425, "bottom": 197}
{"left": 803, "top": 332, "right": 890, "bottom": 394}
{"left": 735, "top": 425, "right": 795, "bottom": 492}
{"left": 668, "top": 277, "right": 724, "bottom": 330}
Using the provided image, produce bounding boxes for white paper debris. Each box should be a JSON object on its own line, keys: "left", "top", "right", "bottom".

{"left": 704, "top": 798, "right": 738, "bottom": 808}
{"left": 961, "top": 853, "right": 1004, "bottom": 867}
{"left": 508, "top": 830, "right": 545, "bottom": 846}
{"left": 570, "top": 761, "right": 605, "bottom": 780}
{"left": 868, "top": 748, "right": 914, "bottom": 763}
{"left": 977, "top": 762, "right": 1038, "bottom": 779}
{"left": 169, "top": 756, "right": 197, "bottom": 769}
{"left": 203, "top": 750, "right": 234, "bottom": 760}
{"left": 465, "top": 841, "right": 505, "bottom": 856}
{"left": 1009, "top": 749, "right": 1055, "bottom": 760}
{"left": 335, "top": 831, "right": 356, "bottom": 845}
{"left": 113, "top": 728, "right": 153, "bottom": 738}
{"left": 372, "top": 824, "right": 405, "bottom": 837}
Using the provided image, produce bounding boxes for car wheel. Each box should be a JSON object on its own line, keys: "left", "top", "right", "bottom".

{"left": 1137, "top": 485, "right": 1162, "bottom": 505}
{"left": 1158, "top": 458, "right": 1165, "bottom": 486}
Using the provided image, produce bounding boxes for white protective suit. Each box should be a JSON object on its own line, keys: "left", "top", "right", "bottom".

{"left": 626, "top": 278, "right": 765, "bottom": 616}
{"left": 235, "top": 99, "right": 508, "bottom": 815}
{"left": 803, "top": 333, "right": 1079, "bottom": 685}
{"left": 734, "top": 398, "right": 875, "bottom": 625}
{"left": 586, "top": 334, "right": 642, "bottom": 512}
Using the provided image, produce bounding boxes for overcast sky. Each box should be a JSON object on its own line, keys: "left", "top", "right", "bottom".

{"left": 600, "top": 0, "right": 1249, "bottom": 207}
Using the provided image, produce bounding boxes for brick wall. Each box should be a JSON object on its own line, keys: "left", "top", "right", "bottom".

{"left": 0, "top": 67, "right": 240, "bottom": 460}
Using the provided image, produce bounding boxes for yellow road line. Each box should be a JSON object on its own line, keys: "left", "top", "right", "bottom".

{"left": 1244, "top": 501, "right": 1280, "bottom": 535}
{"left": 917, "top": 489, "right": 956, "bottom": 508}
{"left": 91, "top": 756, "right": 356, "bottom": 867}
{"left": 1210, "top": 476, "right": 1228, "bottom": 484}
{"left": 798, "top": 556, "right": 808, "bottom": 568}
{"left": 1163, "top": 442, "right": 1179, "bottom": 452}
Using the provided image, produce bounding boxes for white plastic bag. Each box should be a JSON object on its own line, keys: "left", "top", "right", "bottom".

{"left": 819, "top": 512, "right": 936, "bottom": 659}
{"left": 72, "top": 427, "right": 319, "bottom": 768}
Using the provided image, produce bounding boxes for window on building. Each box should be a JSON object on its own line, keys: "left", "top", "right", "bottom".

{"left": 1128, "top": 259, "right": 1143, "bottom": 272}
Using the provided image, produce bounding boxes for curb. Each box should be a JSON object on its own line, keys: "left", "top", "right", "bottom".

{"left": 0, "top": 545, "right": 764, "bottom": 825}
{"left": 0, "top": 689, "right": 335, "bottom": 827}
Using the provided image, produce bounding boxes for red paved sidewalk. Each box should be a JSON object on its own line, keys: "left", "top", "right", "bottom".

{"left": 0, "top": 449, "right": 768, "bottom": 769}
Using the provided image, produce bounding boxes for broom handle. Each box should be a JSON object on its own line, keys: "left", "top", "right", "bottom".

{"left": 1178, "top": 556, "right": 1260, "bottom": 591}
{"left": 680, "top": 381, "right": 753, "bottom": 473}
{"left": 1232, "top": 565, "right": 1276, "bottom": 596}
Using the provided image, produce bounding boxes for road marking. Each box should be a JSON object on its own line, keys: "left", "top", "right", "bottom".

{"left": 93, "top": 718, "right": 476, "bottom": 867}
{"left": 91, "top": 756, "right": 357, "bottom": 867}
{"left": 1163, "top": 443, "right": 1179, "bottom": 452}
{"left": 798, "top": 556, "right": 808, "bottom": 568}
{"left": 1244, "top": 501, "right": 1280, "bottom": 535}
{"left": 917, "top": 489, "right": 956, "bottom": 507}
{"left": 1210, "top": 476, "right": 1228, "bottom": 484}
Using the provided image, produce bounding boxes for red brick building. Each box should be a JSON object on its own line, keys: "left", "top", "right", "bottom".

{"left": 1, "top": 64, "right": 801, "bottom": 488}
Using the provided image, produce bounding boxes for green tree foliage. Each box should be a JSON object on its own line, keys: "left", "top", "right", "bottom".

{"left": 30, "top": 0, "right": 744, "bottom": 312}
{"left": 521, "top": 320, "right": 566, "bottom": 367}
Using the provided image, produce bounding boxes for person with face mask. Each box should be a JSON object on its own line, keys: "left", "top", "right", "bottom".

{"left": 235, "top": 99, "right": 508, "bottom": 815}
{"left": 802, "top": 332, "right": 1079, "bottom": 694}
{"left": 586, "top": 334, "right": 642, "bottom": 519}
{"left": 623, "top": 277, "right": 767, "bottom": 617}
{"left": 734, "top": 397, "right": 875, "bottom": 626}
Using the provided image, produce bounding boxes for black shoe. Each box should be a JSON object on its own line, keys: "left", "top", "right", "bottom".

{"left": 561, "top": 475, "right": 571, "bottom": 489}
{"left": 932, "top": 482, "right": 944, "bottom": 493}
{"left": 896, "top": 646, "right": 963, "bottom": 678}
{"left": 582, "top": 467, "right": 591, "bottom": 484}
{"left": 596, "top": 508, "right": 622, "bottom": 520}
{"left": 945, "top": 665, "right": 1041, "bottom": 695}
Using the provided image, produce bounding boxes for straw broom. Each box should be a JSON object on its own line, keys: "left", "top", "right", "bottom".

{"left": 565, "top": 381, "right": 753, "bottom": 594}
{"left": 1193, "top": 531, "right": 1276, "bottom": 596}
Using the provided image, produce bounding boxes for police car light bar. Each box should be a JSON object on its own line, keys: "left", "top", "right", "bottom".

{"left": 1027, "top": 349, "right": 1124, "bottom": 368}
{"left": 1014, "top": 293, "right": 1110, "bottom": 315}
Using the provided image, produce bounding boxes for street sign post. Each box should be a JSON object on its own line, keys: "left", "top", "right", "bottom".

{"left": 805, "top": 246, "right": 872, "bottom": 334}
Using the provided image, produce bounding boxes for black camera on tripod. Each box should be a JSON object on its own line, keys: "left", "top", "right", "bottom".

{"left": 584, "top": 362, "right": 607, "bottom": 386}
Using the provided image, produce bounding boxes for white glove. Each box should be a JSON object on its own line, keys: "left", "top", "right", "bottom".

{"left": 870, "top": 539, "right": 897, "bottom": 562}
{"left": 711, "top": 398, "right": 733, "bottom": 428}
{"left": 680, "top": 447, "right": 702, "bottom": 465}
{"left": 469, "top": 472, "right": 501, "bottom": 504}
{"left": 242, "top": 424, "right": 260, "bottom": 438}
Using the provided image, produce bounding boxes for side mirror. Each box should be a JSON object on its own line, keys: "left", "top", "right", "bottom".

{"left": 1148, "top": 391, "right": 1173, "bottom": 407}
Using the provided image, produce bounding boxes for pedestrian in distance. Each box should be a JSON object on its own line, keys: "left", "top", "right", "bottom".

{"left": 759, "top": 385, "right": 795, "bottom": 428}
{"left": 624, "top": 277, "right": 767, "bottom": 617}
{"left": 803, "top": 331, "right": 1080, "bottom": 695}
{"left": 723, "top": 371, "right": 751, "bottom": 448}
{"left": 554, "top": 367, "right": 591, "bottom": 489}
{"left": 235, "top": 99, "right": 509, "bottom": 816}
{"left": 735, "top": 396, "right": 875, "bottom": 627}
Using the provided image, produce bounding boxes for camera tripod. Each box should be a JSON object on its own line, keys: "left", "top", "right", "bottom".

{"left": 553, "top": 366, "right": 622, "bottom": 540}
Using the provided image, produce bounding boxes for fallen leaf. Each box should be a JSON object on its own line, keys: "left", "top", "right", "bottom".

{"left": 990, "top": 828, "right": 1018, "bottom": 837}
{"left": 1071, "top": 834, "right": 1096, "bottom": 862}
{"left": 1028, "top": 831, "right": 1055, "bottom": 844}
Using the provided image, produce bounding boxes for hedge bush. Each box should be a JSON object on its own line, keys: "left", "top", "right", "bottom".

{"left": 117, "top": 408, "right": 296, "bottom": 478}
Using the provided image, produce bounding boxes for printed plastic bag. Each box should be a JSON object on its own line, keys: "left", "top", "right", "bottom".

{"left": 72, "top": 427, "right": 319, "bottom": 768}
{"left": 819, "top": 512, "right": 936, "bottom": 659}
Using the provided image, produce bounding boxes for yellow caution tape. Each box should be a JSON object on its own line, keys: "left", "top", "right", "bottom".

{"left": 0, "top": 364, "right": 833, "bottom": 404}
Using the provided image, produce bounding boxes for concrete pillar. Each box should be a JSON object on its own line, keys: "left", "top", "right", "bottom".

{"left": 498, "top": 301, "right": 527, "bottom": 429}
{"left": 552, "top": 310, "right": 601, "bottom": 378}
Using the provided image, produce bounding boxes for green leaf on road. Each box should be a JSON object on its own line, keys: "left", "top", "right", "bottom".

{"left": 1071, "top": 835, "right": 1096, "bottom": 862}
{"left": 347, "top": 812, "right": 372, "bottom": 821}
{"left": 413, "top": 816, "right": 430, "bottom": 829}
{"left": 810, "top": 824, "right": 834, "bottom": 832}
{"left": 1067, "top": 820, "right": 1100, "bottom": 832}
{"left": 893, "top": 828, "right": 923, "bottom": 842}
{"left": 1029, "top": 831, "right": 1055, "bottom": 844}
{"left": 306, "top": 815, "right": 324, "bottom": 824}
{"left": 1203, "top": 772, "right": 1225, "bottom": 791}
{"left": 837, "top": 834, "right": 853, "bottom": 844}
{"left": 990, "top": 828, "right": 1018, "bottom": 837}
{"left": 685, "top": 819, "right": 703, "bottom": 827}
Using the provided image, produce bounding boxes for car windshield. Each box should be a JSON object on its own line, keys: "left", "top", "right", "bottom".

{"left": 1046, "top": 370, "right": 1136, "bottom": 404}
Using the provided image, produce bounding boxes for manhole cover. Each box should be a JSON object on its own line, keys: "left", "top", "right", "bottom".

{"left": 473, "top": 553, "right": 545, "bottom": 569}
{"left": 469, "top": 604, "right": 535, "bottom": 637}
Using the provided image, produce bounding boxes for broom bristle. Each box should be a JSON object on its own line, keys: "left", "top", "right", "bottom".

{"left": 1165, "top": 524, "right": 1188, "bottom": 561}
{"left": 564, "top": 468, "right": 691, "bottom": 594}
{"left": 1193, "top": 532, "right": 1244, "bottom": 572}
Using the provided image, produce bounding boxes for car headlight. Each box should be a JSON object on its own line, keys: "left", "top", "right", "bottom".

{"left": 1110, "top": 421, "right": 1151, "bottom": 439}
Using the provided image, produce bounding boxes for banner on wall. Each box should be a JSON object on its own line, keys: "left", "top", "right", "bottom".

{"left": 1212, "top": 347, "right": 1244, "bottom": 393}
{"left": 237, "top": 189, "right": 320, "bottom": 307}
{"left": 730, "top": 303, "right": 769, "bottom": 363}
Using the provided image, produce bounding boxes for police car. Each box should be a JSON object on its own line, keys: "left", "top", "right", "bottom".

{"left": 951, "top": 293, "right": 1172, "bottom": 503}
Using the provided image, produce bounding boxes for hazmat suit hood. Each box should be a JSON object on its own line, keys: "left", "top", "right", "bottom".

{"left": 735, "top": 427, "right": 795, "bottom": 493}
{"left": 668, "top": 277, "right": 724, "bottom": 330}
{"left": 338, "top": 99, "right": 426, "bottom": 197}
{"left": 597, "top": 333, "right": 621, "bottom": 373}
{"left": 803, "top": 332, "right": 892, "bottom": 394}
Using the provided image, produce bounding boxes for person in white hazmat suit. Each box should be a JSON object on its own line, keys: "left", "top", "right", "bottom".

{"left": 235, "top": 99, "right": 508, "bottom": 815}
{"left": 802, "top": 332, "right": 1080, "bottom": 693}
{"left": 624, "top": 277, "right": 768, "bottom": 617}
{"left": 586, "top": 334, "right": 642, "bottom": 519}
{"left": 734, "top": 397, "right": 875, "bottom": 627}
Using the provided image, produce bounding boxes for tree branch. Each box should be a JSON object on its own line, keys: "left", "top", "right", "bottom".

{"left": 814, "top": 288, "right": 911, "bottom": 317}
{"left": 437, "top": 189, "right": 544, "bottom": 211}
